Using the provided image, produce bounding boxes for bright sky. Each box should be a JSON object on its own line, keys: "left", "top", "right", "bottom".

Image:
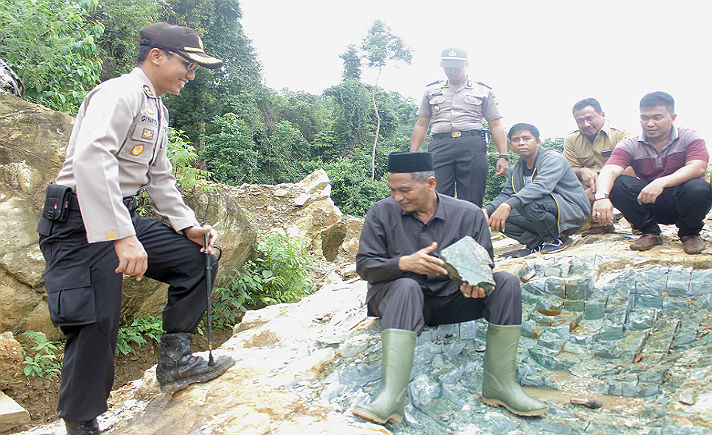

{"left": 239, "top": 0, "right": 710, "bottom": 142}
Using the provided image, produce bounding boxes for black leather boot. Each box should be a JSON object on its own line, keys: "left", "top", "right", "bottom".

{"left": 156, "top": 332, "right": 234, "bottom": 393}
{"left": 64, "top": 418, "right": 100, "bottom": 435}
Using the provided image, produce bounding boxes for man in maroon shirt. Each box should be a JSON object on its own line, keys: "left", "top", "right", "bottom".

{"left": 592, "top": 91, "right": 712, "bottom": 254}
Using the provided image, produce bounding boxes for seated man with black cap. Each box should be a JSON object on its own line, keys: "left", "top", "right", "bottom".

{"left": 353, "top": 152, "right": 548, "bottom": 425}
{"left": 37, "top": 22, "right": 231, "bottom": 435}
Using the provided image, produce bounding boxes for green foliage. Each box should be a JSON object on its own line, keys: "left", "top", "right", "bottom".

{"left": 323, "top": 79, "right": 373, "bottom": 155}
{"left": 209, "top": 276, "right": 252, "bottom": 330}
{"left": 248, "top": 231, "right": 316, "bottom": 305}
{"left": 89, "top": 0, "right": 163, "bottom": 81}
{"left": 163, "top": 0, "right": 262, "bottom": 147}
{"left": 203, "top": 112, "right": 260, "bottom": 184}
{"left": 484, "top": 143, "right": 512, "bottom": 204}
{"left": 167, "top": 128, "right": 213, "bottom": 191}
{"left": 325, "top": 151, "right": 390, "bottom": 217}
{"left": 115, "top": 315, "right": 163, "bottom": 356}
{"left": 203, "top": 113, "right": 317, "bottom": 186}
{"left": 360, "top": 20, "right": 412, "bottom": 69}
{"left": 542, "top": 137, "right": 565, "bottom": 153}
{"left": 21, "top": 331, "right": 63, "bottom": 380}
{"left": 340, "top": 44, "right": 362, "bottom": 81}
{"left": 218, "top": 231, "right": 316, "bottom": 315}
{"left": 0, "top": 0, "right": 103, "bottom": 113}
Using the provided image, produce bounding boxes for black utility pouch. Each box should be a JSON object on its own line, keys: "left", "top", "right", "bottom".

{"left": 43, "top": 183, "right": 73, "bottom": 222}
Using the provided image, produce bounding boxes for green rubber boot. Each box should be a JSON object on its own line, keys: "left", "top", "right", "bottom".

{"left": 352, "top": 328, "right": 417, "bottom": 425}
{"left": 482, "top": 324, "right": 549, "bottom": 416}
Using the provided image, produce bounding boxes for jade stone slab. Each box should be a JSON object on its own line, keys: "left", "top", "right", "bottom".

{"left": 439, "top": 236, "right": 495, "bottom": 295}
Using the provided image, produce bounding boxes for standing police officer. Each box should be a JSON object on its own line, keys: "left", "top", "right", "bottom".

{"left": 410, "top": 48, "right": 509, "bottom": 206}
{"left": 37, "top": 23, "right": 233, "bottom": 435}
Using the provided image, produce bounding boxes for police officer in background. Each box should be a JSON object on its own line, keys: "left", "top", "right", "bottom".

{"left": 36, "top": 22, "right": 233, "bottom": 435}
{"left": 410, "top": 48, "right": 510, "bottom": 207}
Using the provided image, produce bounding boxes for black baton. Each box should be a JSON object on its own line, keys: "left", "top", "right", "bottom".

{"left": 204, "top": 232, "right": 214, "bottom": 366}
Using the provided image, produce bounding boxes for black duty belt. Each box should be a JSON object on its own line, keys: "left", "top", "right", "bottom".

{"left": 432, "top": 129, "right": 484, "bottom": 140}
{"left": 67, "top": 193, "right": 137, "bottom": 213}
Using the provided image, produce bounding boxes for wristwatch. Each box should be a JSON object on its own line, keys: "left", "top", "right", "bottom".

{"left": 498, "top": 154, "right": 510, "bottom": 161}
{"left": 594, "top": 192, "right": 609, "bottom": 201}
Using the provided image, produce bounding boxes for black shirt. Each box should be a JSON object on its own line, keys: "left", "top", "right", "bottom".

{"left": 356, "top": 193, "right": 494, "bottom": 302}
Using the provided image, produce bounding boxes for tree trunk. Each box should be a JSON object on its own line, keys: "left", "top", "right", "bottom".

{"left": 199, "top": 119, "right": 206, "bottom": 171}
{"left": 370, "top": 67, "right": 382, "bottom": 181}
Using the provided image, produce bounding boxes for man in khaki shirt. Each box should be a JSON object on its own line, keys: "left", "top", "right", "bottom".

{"left": 563, "top": 98, "right": 629, "bottom": 233}
{"left": 37, "top": 23, "right": 233, "bottom": 435}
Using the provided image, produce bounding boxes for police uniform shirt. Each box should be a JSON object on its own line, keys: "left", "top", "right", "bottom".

{"left": 56, "top": 67, "right": 199, "bottom": 243}
{"left": 416, "top": 79, "right": 502, "bottom": 134}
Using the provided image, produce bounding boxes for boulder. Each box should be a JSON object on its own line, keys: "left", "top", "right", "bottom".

{"left": 0, "top": 332, "right": 22, "bottom": 390}
{"left": 0, "top": 94, "right": 256, "bottom": 338}
{"left": 228, "top": 169, "right": 363, "bottom": 265}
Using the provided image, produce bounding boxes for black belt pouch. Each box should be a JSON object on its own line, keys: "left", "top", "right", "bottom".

{"left": 43, "top": 183, "right": 73, "bottom": 222}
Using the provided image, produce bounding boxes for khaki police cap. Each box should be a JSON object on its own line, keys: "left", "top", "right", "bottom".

{"left": 440, "top": 48, "right": 467, "bottom": 68}
{"left": 139, "top": 22, "right": 223, "bottom": 69}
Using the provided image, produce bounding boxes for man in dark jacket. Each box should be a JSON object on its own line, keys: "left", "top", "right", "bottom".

{"left": 484, "top": 123, "right": 590, "bottom": 254}
{"left": 352, "top": 152, "right": 548, "bottom": 426}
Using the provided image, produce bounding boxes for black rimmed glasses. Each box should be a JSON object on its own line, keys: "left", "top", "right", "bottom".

{"left": 165, "top": 50, "right": 197, "bottom": 72}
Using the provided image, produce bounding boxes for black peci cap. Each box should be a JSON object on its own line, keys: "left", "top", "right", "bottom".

{"left": 387, "top": 152, "right": 434, "bottom": 173}
{"left": 440, "top": 48, "right": 467, "bottom": 68}
{"left": 139, "top": 22, "right": 223, "bottom": 69}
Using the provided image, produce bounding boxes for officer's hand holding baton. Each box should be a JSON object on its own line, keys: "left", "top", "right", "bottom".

{"left": 184, "top": 225, "right": 218, "bottom": 254}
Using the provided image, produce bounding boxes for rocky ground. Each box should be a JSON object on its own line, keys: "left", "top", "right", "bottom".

{"left": 1, "top": 330, "right": 234, "bottom": 434}
{"left": 14, "top": 212, "right": 712, "bottom": 435}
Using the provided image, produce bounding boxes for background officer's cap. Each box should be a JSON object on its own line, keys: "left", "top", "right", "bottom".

{"left": 387, "top": 152, "right": 433, "bottom": 173}
{"left": 139, "top": 22, "right": 223, "bottom": 69}
{"left": 440, "top": 48, "right": 467, "bottom": 68}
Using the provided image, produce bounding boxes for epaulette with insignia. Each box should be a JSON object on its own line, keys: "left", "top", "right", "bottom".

{"left": 142, "top": 84, "right": 155, "bottom": 98}
{"left": 426, "top": 80, "right": 443, "bottom": 87}
{"left": 476, "top": 81, "right": 492, "bottom": 90}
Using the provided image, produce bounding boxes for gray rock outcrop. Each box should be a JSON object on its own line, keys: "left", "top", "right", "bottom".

{"left": 20, "top": 218, "right": 712, "bottom": 434}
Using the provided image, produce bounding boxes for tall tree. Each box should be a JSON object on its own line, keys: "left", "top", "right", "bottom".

{"left": 162, "top": 0, "right": 262, "bottom": 165}
{"left": 360, "top": 20, "right": 411, "bottom": 180}
{"left": 339, "top": 44, "right": 361, "bottom": 81}
{"left": 89, "top": 0, "right": 165, "bottom": 81}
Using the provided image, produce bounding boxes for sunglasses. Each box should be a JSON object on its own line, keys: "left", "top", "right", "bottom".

{"left": 166, "top": 50, "right": 197, "bottom": 72}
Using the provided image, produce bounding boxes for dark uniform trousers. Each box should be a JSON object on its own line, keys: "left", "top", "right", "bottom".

{"left": 502, "top": 196, "right": 560, "bottom": 249}
{"left": 37, "top": 196, "right": 216, "bottom": 421}
{"left": 610, "top": 175, "right": 712, "bottom": 237}
{"left": 366, "top": 272, "right": 521, "bottom": 335}
{"left": 429, "top": 132, "right": 488, "bottom": 206}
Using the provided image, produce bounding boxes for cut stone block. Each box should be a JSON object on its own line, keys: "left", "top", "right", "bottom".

{"left": 0, "top": 391, "right": 30, "bottom": 432}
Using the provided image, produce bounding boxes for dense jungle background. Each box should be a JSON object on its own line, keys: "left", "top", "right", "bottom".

{"left": 0, "top": 0, "right": 565, "bottom": 218}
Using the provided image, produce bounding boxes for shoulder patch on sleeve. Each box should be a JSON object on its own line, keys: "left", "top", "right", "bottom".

{"left": 142, "top": 84, "right": 155, "bottom": 98}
